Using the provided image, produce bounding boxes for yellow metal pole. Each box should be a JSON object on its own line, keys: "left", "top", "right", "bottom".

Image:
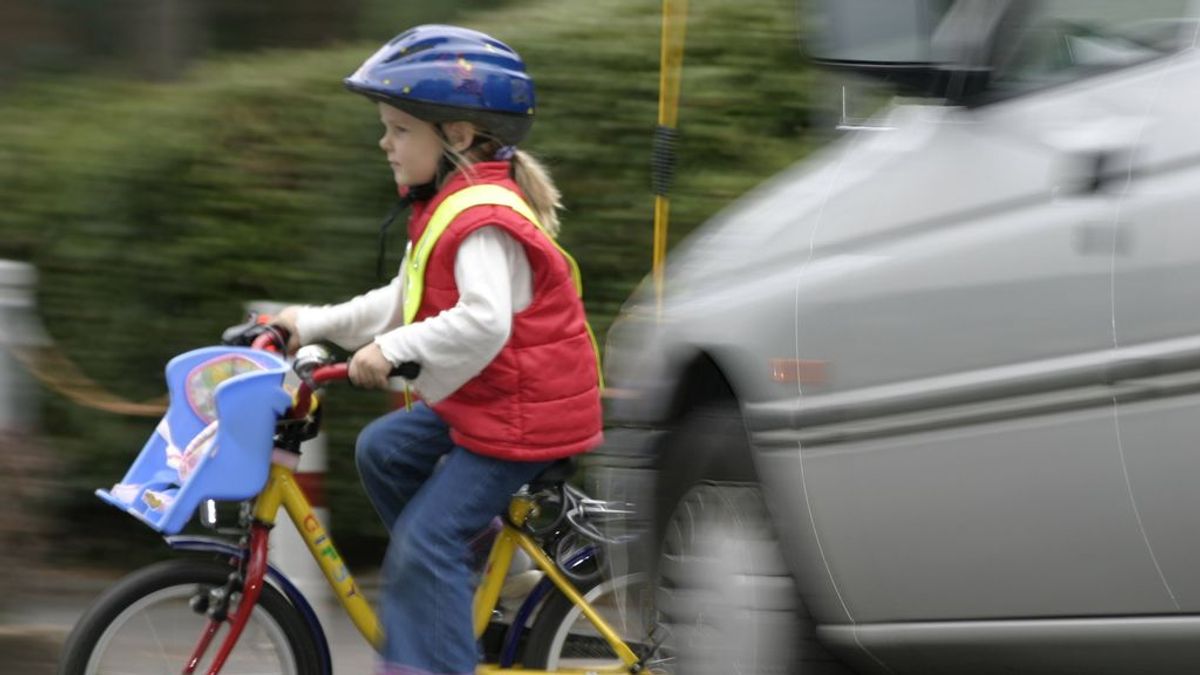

{"left": 653, "top": 0, "right": 688, "bottom": 314}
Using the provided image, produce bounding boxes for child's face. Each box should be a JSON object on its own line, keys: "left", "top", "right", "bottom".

{"left": 378, "top": 104, "right": 443, "bottom": 187}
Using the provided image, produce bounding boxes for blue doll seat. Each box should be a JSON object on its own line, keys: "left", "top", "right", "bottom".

{"left": 96, "top": 346, "right": 293, "bottom": 535}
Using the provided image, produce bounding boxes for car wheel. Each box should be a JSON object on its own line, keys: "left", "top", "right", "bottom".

{"left": 656, "top": 482, "right": 851, "bottom": 674}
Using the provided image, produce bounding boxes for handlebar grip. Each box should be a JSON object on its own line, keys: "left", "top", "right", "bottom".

{"left": 249, "top": 327, "right": 289, "bottom": 353}
{"left": 225, "top": 312, "right": 290, "bottom": 352}
{"left": 390, "top": 362, "right": 421, "bottom": 380}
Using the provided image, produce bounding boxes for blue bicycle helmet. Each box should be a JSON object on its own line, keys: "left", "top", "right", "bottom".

{"left": 345, "top": 25, "right": 536, "bottom": 145}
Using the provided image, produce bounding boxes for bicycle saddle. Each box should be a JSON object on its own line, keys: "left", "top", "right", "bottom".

{"left": 527, "top": 457, "right": 576, "bottom": 491}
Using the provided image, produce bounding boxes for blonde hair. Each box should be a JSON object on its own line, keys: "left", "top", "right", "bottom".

{"left": 437, "top": 129, "right": 563, "bottom": 237}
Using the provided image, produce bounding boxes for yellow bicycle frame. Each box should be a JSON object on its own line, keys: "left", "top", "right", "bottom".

{"left": 251, "top": 463, "right": 641, "bottom": 674}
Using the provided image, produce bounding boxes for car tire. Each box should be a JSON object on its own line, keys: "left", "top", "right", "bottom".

{"left": 653, "top": 402, "right": 852, "bottom": 674}
{"left": 657, "top": 483, "right": 852, "bottom": 674}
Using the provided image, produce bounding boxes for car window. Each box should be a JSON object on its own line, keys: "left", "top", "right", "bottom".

{"left": 812, "top": 0, "right": 956, "bottom": 63}
{"left": 988, "top": 0, "right": 1198, "bottom": 96}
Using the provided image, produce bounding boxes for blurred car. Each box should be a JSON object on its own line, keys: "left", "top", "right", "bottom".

{"left": 597, "top": 1, "right": 1200, "bottom": 673}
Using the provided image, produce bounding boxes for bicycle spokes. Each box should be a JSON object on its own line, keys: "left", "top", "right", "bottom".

{"left": 183, "top": 619, "right": 222, "bottom": 675}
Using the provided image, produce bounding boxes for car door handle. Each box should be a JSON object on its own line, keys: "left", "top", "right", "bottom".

{"left": 1043, "top": 115, "right": 1142, "bottom": 195}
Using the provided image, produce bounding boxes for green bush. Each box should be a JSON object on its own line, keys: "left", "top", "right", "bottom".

{"left": 0, "top": 0, "right": 821, "bottom": 562}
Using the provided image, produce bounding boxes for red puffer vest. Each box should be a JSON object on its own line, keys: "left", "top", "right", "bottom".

{"left": 405, "top": 161, "right": 603, "bottom": 461}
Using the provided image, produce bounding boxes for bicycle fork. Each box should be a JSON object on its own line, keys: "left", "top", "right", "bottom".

{"left": 182, "top": 522, "right": 272, "bottom": 675}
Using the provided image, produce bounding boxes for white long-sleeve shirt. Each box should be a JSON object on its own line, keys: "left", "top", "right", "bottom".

{"left": 295, "top": 226, "right": 532, "bottom": 403}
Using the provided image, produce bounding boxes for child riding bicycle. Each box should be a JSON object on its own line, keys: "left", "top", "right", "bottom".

{"left": 271, "top": 24, "right": 603, "bottom": 675}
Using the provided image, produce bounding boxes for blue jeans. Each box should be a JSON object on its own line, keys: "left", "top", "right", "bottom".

{"left": 355, "top": 402, "right": 552, "bottom": 674}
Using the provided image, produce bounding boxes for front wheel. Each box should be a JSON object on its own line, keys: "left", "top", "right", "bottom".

{"left": 58, "top": 557, "right": 320, "bottom": 675}
{"left": 657, "top": 483, "right": 851, "bottom": 675}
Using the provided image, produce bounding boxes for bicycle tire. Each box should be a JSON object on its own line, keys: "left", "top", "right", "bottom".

{"left": 521, "top": 571, "right": 655, "bottom": 671}
{"left": 58, "top": 557, "right": 320, "bottom": 675}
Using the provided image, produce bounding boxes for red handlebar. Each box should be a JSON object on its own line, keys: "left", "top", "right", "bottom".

{"left": 290, "top": 365, "right": 348, "bottom": 419}
{"left": 248, "top": 327, "right": 396, "bottom": 419}
{"left": 245, "top": 322, "right": 349, "bottom": 420}
{"left": 311, "top": 364, "right": 349, "bottom": 384}
{"left": 251, "top": 332, "right": 280, "bottom": 352}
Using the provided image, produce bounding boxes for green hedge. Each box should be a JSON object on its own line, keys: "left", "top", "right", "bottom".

{"left": 0, "top": 0, "right": 821, "bottom": 563}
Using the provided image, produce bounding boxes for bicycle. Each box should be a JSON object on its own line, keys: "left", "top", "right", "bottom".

{"left": 58, "top": 319, "right": 667, "bottom": 674}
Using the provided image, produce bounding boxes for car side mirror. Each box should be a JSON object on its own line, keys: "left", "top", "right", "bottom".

{"left": 803, "top": 0, "right": 1030, "bottom": 105}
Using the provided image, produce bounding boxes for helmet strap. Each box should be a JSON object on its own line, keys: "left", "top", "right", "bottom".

{"left": 375, "top": 182, "right": 436, "bottom": 281}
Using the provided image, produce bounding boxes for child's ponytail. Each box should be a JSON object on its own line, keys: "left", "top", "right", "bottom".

{"left": 510, "top": 149, "right": 563, "bottom": 238}
{"left": 439, "top": 130, "right": 564, "bottom": 238}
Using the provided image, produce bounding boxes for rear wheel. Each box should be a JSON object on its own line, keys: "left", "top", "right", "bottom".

{"left": 58, "top": 558, "right": 319, "bottom": 675}
{"left": 522, "top": 571, "right": 660, "bottom": 671}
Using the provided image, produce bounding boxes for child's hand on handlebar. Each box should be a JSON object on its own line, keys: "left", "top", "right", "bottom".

{"left": 349, "top": 343, "right": 395, "bottom": 390}
{"left": 271, "top": 307, "right": 303, "bottom": 355}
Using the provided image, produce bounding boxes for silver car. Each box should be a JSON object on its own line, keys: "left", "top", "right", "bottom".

{"left": 597, "top": 1, "right": 1200, "bottom": 673}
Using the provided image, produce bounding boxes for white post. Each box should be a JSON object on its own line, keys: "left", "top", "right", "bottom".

{"left": 245, "top": 300, "right": 334, "bottom": 620}
{"left": 0, "top": 261, "right": 43, "bottom": 433}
